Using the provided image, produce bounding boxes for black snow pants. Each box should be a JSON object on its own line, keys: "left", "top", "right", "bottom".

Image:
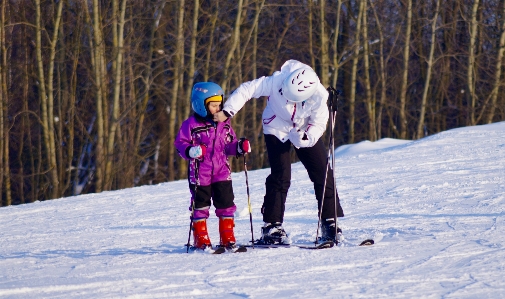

{"left": 261, "top": 134, "right": 344, "bottom": 224}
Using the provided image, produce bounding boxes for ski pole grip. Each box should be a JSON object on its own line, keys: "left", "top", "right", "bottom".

{"left": 326, "top": 86, "right": 340, "bottom": 112}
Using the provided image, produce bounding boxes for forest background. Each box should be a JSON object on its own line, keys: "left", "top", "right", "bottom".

{"left": 1, "top": 0, "right": 504, "bottom": 206}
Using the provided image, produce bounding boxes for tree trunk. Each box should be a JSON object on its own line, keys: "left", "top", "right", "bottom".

{"left": 135, "top": 1, "right": 166, "bottom": 153}
{"left": 361, "top": 0, "right": 375, "bottom": 141}
{"left": 308, "top": 1, "right": 315, "bottom": 69}
{"left": 399, "top": 0, "right": 412, "bottom": 139}
{"left": 0, "top": 0, "right": 9, "bottom": 205}
{"left": 167, "top": 0, "right": 185, "bottom": 181}
{"left": 89, "top": 0, "right": 106, "bottom": 192}
{"left": 35, "top": 0, "right": 63, "bottom": 199}
{"left": 416, "top": 0, "right": 440, "bottom": 139}
{"left": 184, "top": 0, "right": 200, "bottom": 121}
{"left": 204, "top": 2, "right": 219, "bottom": 81}
{"left": 467, "top": 0, "right": 480, "bottom": 125}
{"left": 220, "top": 0, "right": 244, "bottom": 92}
{"left": 62, "top": 12, "right": 82, "bottom": 194}
{"left": 370, "top": 0, "right": 388, "bottom": 139}
{"left": 485, "top": 0, "right": 505, "bottom": 124}
{"left": 104, "top": 0, "right": 127, "bottom": 190}
{"left": 331, "top": 0, "right": 343, "bottom": 88}
{"left": 251, "top": 0, "right": 264, "bottom": 170}
{"left": 319, "top": 0, "right": 329, "bottom": 87}
{"left": 179, "top": 0, "right": 200, "bottom": 179}
{"left": 349, "top": 0, "right": 365, "bottom": 144}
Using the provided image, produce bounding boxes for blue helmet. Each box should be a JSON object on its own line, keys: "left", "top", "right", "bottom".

{"left": 191, "top": 82, "right": 224, "bottom": 117}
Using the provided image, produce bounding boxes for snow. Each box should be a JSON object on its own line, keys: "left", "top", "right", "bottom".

{"left": 1, "top": 122, "right": 505, "bottom": 298}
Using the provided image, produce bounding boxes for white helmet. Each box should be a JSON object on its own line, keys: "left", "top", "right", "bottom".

{"left": 281, "top": 67, "right": 320, "bottom": 102}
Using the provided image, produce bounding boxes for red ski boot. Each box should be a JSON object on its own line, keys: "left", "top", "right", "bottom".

{"left": 192, "top": 219, "right": 212, "bottom": 249}
{"left": 219, "top": 217, "right": 236, "bottom": 248}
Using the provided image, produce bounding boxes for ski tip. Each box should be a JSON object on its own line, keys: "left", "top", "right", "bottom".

{"left": 186, "top": 244, "right": 227, "bottom": 254}
{"left": 212, "top": 247, "right": 227, "bottom": 254}
{"left": 359, "top": 239, "right": 375, "bottom": 246}
{"left": 232, "top": 246, "right": 248, "bottom": 253}
{"left": 313, "top": 240, "right": 335, "bottom": 249}
{"left": 320, "top": 241, "right": 335, "bottom": 248}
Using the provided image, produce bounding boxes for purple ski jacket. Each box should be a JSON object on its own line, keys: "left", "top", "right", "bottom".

{"left": 174, "top": 114, "right": 239, "bottom": 186}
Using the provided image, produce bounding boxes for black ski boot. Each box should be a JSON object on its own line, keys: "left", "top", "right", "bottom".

{"left": 259, "top": 222, "right": 290, "bottom": 245}
{"left": 320, "top": 218, "right": 342, "bottom": 243}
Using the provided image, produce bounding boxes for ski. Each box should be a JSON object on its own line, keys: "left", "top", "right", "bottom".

{"left": 211, "top": 247, "right": 227, "bottom": 254}
{"left": 228, "top": 245, "right": 248, "bottom": 253}
{"left": 243, "top": 243, "right": 290, "bottom": 249}
{"left": 243, "top": 238, "right": 374, "bottom": 249}
{"left": 192, "top": 238, "right": 374, "bottom": 252}
{"left": 358, "top": 239, "right": 374, "bottom": 246}
{"left": 186, "top": 244, "right": 248, "bottom": 254}
{"left": 243, "top": 240, "right": 334, "bottom": 250}
{"left": 295, "top": 241, "right": 335, "bottom": 249}
{"left": 338, "top": 238, "right": 375, "bottom": 247}
{"left": 243, "top": 239, "right": 291, "bottom": 249}
{"left": 218, "top": 245, "right": 248, "bottom": 253}
{"left": 186, "top": 245, "right": 226, "bottom": 254}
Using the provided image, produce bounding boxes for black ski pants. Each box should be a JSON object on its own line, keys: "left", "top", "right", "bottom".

{"left": 262, "top": 134, "right": 344, "bottom": 224}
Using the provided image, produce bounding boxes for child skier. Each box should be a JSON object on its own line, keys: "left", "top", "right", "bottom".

{"left": 174, "top": 82, "right": 251, "bottom": 250}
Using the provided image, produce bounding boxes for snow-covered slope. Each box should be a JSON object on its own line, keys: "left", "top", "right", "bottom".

{"left": 1, "top": 122, "right": 504, "bottom": 298}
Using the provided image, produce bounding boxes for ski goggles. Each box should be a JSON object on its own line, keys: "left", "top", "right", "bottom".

{"left": 204, "top": 95, "right": 223, "bottom": 105}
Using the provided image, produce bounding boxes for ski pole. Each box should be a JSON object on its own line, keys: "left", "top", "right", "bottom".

{"left": 187, "top": 200, "right": 196, "bottom": 253}
{"left": 330, "top": 88, "right": 340, "bottom": 240}
{"left": 315, "top": 118, "right": 335, "bottom": 244}
{"left": 243, "top": 154, "right": 255, "bottom": 248}
{"left": 315, "top": 87, "right": 340, "bottom": 244}
{"left": 187, "top": 160, "right": 200, "bottom": 253}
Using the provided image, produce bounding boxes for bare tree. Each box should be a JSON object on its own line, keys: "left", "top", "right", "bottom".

{"left": 167, "top": 0, "right": 185, "bottom": 181}
{"left": 86, "top": 0, "right": 106, "bottom": 192}
{"left": 308, "top": 0, "right": 315, "bottom": 69}
{"left": 416, "top": 0, "right": 441, "bottom": 139}
{"left": 369, "top": 0, "right": 394, "bottom": 139}
{"left": 184, "top": 0, "right": 200, "bottom": 121}
{"left": 485, "top": 0, "right": 505, "bottom": 124}
{"left": 399, "top": 0, "right": 413, "bottom": 139}
{"left": 1, "top": 0, "right": 505, "bottom": 206}
{"left": 203, "top": 2, "right": 219, "bottom": 81}
{"left": 348, "top": 0, "right": 365, "bottom": 144}
{"left": 220, "top": 0, "right": 244, "bottom": 92}
{"left": 135, "top": 0, "right": 166, "bottom": 159}
{"left": 0, "top": 0, "right": 9, "bottom": 205}
{"left": 35, "top": 0, "right": 64, "bottom": 198}
{"left": 467, "top": 0, "right": 480, "bottom": 125}
{"left": 361, "top": 0, "right": 374, "bottom": 141}
{"left": 331, "top": 0, "right": 343, "bottom": 89}
{"left": 104, "top": 0, "right": 127, "bottom": 190}
{"left": 319, "top": 0, "right": 329, "bottom": 87}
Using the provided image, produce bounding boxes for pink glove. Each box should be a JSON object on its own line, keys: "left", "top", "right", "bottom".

{"left": 237, "top": 138, "right": 251, "bottom": 155}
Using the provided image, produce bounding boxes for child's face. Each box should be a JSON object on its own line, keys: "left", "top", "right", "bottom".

{"left": 207, "top": 102, "right": 221, "bottom": 115}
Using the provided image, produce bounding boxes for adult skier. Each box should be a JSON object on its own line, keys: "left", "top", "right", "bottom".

{"left": 213, "top": 60, "right": 344, "bottom": 245}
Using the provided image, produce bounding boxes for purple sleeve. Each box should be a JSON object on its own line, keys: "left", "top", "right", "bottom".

{"left": 225, "top": 120, "right": 239, "bottom": 157}
{"left": 174, "top": 119, "right": 192, "bottom": 160}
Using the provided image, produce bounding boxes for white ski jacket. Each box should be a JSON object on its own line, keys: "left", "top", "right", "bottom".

{"left": 223, "top": 60, "right": 329, "bottom": 144}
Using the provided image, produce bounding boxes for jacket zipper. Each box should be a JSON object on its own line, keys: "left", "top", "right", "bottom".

{"left": 291, "top": 103, "right": 296, "bottom": 121}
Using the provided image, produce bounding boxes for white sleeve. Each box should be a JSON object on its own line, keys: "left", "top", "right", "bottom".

{"left": 306, "top": 84, "right": 329, "bottom": 140}
{"left": 222, "top": 76, "right": 274, "bottom": 117}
